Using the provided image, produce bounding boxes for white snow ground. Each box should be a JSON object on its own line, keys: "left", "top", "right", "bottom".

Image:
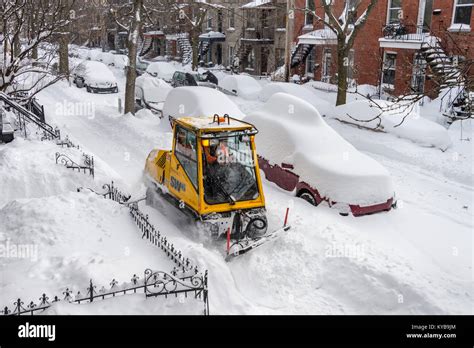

{"left": 1, "top": 63, "right": 472, "bottom": 315}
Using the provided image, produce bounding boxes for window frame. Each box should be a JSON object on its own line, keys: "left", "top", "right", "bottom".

{"left": 305, "top": 0, "right": 315, "bottom": 26}
{"left": 387, "top": 0, "right": 403, "bottom": 25}
{"left": 174, "top": 125, "right": 199, "bottom": 191}
{"left": 452, "top": 0, "right": 473, "bottom": 27}
{"left": 382, "top": 52, "right": 397, "bottom": 88}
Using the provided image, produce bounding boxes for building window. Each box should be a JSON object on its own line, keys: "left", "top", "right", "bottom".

{"left": 387, "top": 0, "right": 402, "bottom": 24}
{"left": 382, "top": 52, "right": 397, "bottom": 87}
{"left": 207, "top": 13, "right": 212, "bottom": 29}
{"left": 347, "top": 49, "right": 355, "bottom": 82}
{"left": 452, "top": 0, "right": 473, "bottom": 26}
{"left": 228, "top": 46, "right": 234, "bottom": 66}
{"left": 305, "top": 48, "right": 315, "bottom": 77}
{"left": 411, "top": 53, "right": 426, "bottom": 93}
{"left": 322, "top": 48, "right": 332, "bottom": 82}
{"left": 247, "top": 49, "right": 255, "bottom": 70}
{"left": 305, "top": 0, "right": 315, "bottom": 26}
{"left": 229, "top": 8, "right": 235, "bottom": 28}
{"left": 277, "top": 8, "right": 286, "bottom": 28}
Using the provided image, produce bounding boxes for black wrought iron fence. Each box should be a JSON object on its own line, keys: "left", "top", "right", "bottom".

{"left": 3, "top": 268, "right": 209, "bottom": 316}
{"left": 55, "top": 152, "right": 94, "bottom": 178}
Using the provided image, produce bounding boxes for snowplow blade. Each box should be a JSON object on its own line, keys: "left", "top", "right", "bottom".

{"left": 225, "top": 225, "right": 291, "bottom": 261}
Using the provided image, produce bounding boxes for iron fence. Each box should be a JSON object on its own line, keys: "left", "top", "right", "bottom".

{"left": 55, "top": 152, "right": 94, "bottom": 178}
{"left": 3, "top": 268, "right": 209, "bottom": 316}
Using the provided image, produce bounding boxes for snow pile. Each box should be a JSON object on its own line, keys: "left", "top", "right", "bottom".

{"left": 259, "top": 82, "right": 333, "bottom": 116}
{"left": 220, "top": 75, "right": 262, "bottom": 100}
{"left": 246, "top": 93, "right": 394, "bottom": 206}
{"left": 162, "top": 87, "right": 245, "bottom": 131}
{"left": 0, "top": 138, "right": 121, "bottom": 207}
{"left": 135, "top": 75, "right": 172, "bottom": 104}
{"left": 76, "top": 60, "right": 117, "bottom": 86}
{"left": 44, "top": 293, "right": 203, "bottom": 315}
{"left": 146, "top": 62, "right": 176, "bottom": 82}
{"left": 333, "top": 100, "right": 452, "bottom": 150}
{"left": 0, "top": 191, "right": 177, "bottom": 310}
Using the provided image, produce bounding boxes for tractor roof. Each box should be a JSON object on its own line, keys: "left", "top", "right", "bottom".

{"left": 175, "top": 115, "right": 256, "bottom": 133}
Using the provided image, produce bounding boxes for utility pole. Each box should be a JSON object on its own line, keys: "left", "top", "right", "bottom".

{"left": 284, "top": 0, "right": 294, "bottom": 82}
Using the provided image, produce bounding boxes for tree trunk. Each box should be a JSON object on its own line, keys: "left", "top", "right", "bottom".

{"left": 59, "top": 34, "right": 70, "bottom": 76}
{"left": 191, "top": 32, "right": 199, "bottom": 71}
{"left": 124, "top": 0, "right": 143, "bottom": 115}
{"left": 336, "top": 41, "right": 348, "bottom": 106}
{"left": 100, "top": 13, "right": 108, "bottom": 52}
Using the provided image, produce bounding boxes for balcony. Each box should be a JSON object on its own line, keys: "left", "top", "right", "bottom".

{"left": 379, "top": 24, "right": 427, "bottom": 50}
{"left": 241, "top": 26, "right": 274, "bottom": 44}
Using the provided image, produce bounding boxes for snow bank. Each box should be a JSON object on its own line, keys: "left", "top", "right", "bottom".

{"left": 245, "top": 93, "right": 394, "bottom": 206}
{"left": 146, "top": 62, "right": 176, "bottom": 81}
{"left": 0, "top": 138, "right": 120, "bottom": 207}
{"left": 162, "top": 87, "right": 245, "bottom": 131}
{"left": 44, "top": 293, "right": 203, "bottom": 315}
{"left": 333, "top": 100, "right": 452, "bottom": 150}
{"left": 220, "top": 75, "right": 262, "bottom": 100}
{"left": 136, "top": 75, "right": 172, "bottom": 103}
{"left": 0, "top": 192, "right": 175, "bottom": 309}
{"left": 259, "top": 82, "right": 333, "bottom": 116}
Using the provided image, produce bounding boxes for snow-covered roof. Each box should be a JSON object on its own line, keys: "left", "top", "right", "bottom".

{"left": 199, "top": 31, "right": 226, "bottom": 40}
{"left": 241, "top": 0, "right": 274, "bottom": 9}
{"left": 298, "top": 29, "right": 337, "bottom": 45}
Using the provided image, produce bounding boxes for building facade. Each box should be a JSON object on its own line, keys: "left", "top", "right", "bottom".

{"left": 292, "top": 0, "right": 473, "bottom": 96}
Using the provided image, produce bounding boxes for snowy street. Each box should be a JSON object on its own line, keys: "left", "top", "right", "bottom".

{"left": 2, "top": 64, "right": 466, "bottom": 315}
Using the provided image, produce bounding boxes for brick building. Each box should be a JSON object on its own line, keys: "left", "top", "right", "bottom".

{"left": 291, "top": 0, "right": 473, "bottom": 96}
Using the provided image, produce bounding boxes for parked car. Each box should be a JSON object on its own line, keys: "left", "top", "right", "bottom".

{"left": 161, "top": 87, "right": 245, "bottom": 131}
{"left": 73, "top": 61, "right": 118, "bottom": 93}
{"left": 136, "top": 59, "right": 150, "bottom": 76}
{"left": 145, "top": 62, "right": 176, "bottom": 82}
{"left": 246, "top": 93, "right": 396, "bottom": 216}
{"left": 135, "top": 75, "right": 172, "bottom": 116}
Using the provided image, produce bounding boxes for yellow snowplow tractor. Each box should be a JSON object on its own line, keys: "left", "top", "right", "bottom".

{"left": 145, "top": 114, "right": 267, "bottom": 240}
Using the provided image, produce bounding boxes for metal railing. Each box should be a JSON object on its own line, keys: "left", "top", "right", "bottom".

{"left": 381, "top": 24, "right": 425, "bottom": 41}
{"left": 3, "top": 268, "right": 209, "bottom": 316}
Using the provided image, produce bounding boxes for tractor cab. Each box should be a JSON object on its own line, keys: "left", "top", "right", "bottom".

{"left": 145, "top": 114, "right": 267, "bottom": 239}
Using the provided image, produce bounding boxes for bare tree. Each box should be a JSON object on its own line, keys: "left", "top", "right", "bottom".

{"left": 0, "top": 0, "right": 77, "bottom": 98}
{"left": 299, "top": 0, "right": 377, "bottom": 105}
{"left": 109, "top": 0, "right": 144, "bottom": 115}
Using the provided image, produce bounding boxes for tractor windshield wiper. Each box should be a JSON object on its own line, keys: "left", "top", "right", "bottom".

{"left": 208, "top": 172, "right": 236, "bottom": 205}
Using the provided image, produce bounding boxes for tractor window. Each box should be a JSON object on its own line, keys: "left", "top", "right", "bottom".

{"left": 175, "top": 126, "right": 198, "bottom": 190}
{"left": 202, "top": 133, "right": 259, "bottom": 205}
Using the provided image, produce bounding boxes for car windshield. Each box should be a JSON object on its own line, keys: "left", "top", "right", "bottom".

{"left": 202, "top": 132, "right": 259, "bottom": 205}
{"left": 193, "top": 73, "right": 205, "bottom": 82}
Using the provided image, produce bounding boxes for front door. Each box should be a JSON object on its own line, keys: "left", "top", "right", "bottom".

{"left": 417, "top": 0, "right": 434, "bottom": 33}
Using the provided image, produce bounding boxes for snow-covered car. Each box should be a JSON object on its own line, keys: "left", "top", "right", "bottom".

{"left": 72, "top": 61, "right": 118, "bottom": 93}
{"left": 219, "top": 75, "right": 262, "bottom": 100}
{"left": 145, "top": 62, "right": 176, "bottom": 82}
{"left": 135, "top": 75, "right": 172, "bottom": 115}
{"left": 161, "top": 86, "right": 245, "bottom": 131}
{"left": 136, "top": 58, "right": 150, "bottom": 76}
{"left": 246, "top": 93, "right": 396, "bottom": 216}
{"left": 259, "top": 82, "right": 333, "bottom": 117}
{"left": 334, "top": 100, "right": 452, "bottom": 150}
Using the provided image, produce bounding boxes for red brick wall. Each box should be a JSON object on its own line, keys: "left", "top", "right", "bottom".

{"left": 292, "top": 0, "right": 473, "bottom": 95}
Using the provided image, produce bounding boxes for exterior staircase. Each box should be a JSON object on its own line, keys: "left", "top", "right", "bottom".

{"left": 420, "top": 37, "right": 471, "bottom": 123}
{"left": 139, "top": 35, "right": 153, "bottom": 57}
{"left": 0, "top": 92, "right": 58, "bottom": 139}
{"left": 177, "top": 33, "right": 192, "bottom": 65}
{"left": 291, "top": 44, "right": 314, "bottom": 68}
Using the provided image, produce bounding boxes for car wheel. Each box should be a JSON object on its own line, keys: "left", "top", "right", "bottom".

{"left": 298, "top": 191, "right": 317, "bottom": 206}
{"left": 76, "top": 79, "right": 84, "bottom": 88}
{"left": 86, "top": 86, "right": 91, "bottom": 93}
